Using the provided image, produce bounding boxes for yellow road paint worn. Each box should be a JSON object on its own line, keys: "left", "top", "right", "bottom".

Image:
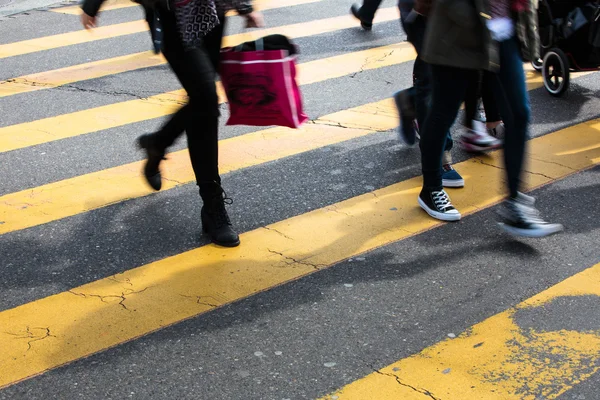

{"left": 322, "top": 263, "right": 600, "bottom": 400}
{"left": 0, "top": 99, "right": 397, "bottom": 235}
{"left": 1, "top": 4, "right": 396, "bottom": 59}
{"left": 0, "top": 51, "right": 164, "bottom": 98}
{"left": 52, "top": 0, "right": 321, "bottom": 15}
{"left": 0, "top": 119, "right": 599, "bottom": 389}
{"left": 0, "top": 20, "right": 148, "bottom": 59}
{"left": 0, "top": 42, "right": 415, "bottom": 152}
{"left": 0, "top": 7, "right": 399, "bottom": 97}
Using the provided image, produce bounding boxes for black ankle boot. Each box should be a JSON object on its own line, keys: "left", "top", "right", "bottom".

{"left": 138, "top": 133, "right": 165, "bottom": 191}
{"left": 200, "top": 186, "right": 240, "bottom": 247}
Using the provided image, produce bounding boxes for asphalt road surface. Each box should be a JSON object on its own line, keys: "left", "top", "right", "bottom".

{"left": 1, "top": 0, "right": 600, "bottom": 399}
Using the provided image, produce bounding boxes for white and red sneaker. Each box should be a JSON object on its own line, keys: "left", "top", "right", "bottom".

{"left": 461, "top": 120, "right": 502, "bottom": 153}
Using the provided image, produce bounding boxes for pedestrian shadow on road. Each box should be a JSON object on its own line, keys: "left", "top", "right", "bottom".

{"left": 32, "top": 173, "right": 562, "bottom": 386}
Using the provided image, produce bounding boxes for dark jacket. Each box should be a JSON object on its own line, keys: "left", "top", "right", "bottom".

{"left": 421, "top": 0, "right": 539, "bottom": 71}
{"left": 413, "top": 0, "right": 433, "bottom": 16}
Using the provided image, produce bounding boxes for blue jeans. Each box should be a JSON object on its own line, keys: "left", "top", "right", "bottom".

{"left": 420, "top": 37, "right": 529, "bottom": 196}
{"left": 399, "top": 6, "right": 453, "bottom": 152}
{"left": 491, "top": 37, "right": 530, "bottom": 197}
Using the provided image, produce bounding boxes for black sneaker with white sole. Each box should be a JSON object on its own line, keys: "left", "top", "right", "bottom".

{"left": 418, "top": 189, "right": 461, "bottom": 221}
{"left": 497, "top": 192, "right": 563, "bottom": 238}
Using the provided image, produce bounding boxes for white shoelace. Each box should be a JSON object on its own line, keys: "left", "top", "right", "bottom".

{"left": 432, "top": 190, "right": 454, "bottom": 212}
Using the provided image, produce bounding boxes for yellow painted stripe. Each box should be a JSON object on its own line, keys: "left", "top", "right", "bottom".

{"left": 0, "top": 7, "right": 399, "bottom": 97}
{"left": 322, "top": 262, "right": 600, "bottom": 400}
{"left": 0, "top": 41, "right": 414, "bottom": 153}
{"left": 0, "top": 118, "right": 599, "bottom": 389}
{"left": 0, "top": 67, "right": 583, "bottom": 234}
{"left": 2, "top": 0, "right": 391, "bottom": 58}
{"left": 0, "top": 20, "right": 148, "bottom": 59}
{"left": 52, "top": 0, "right": 321, "bottom": 15}
{"left": 0, "top": 100, "right": 396, "bottom": 235}
{"left": 0, "top": 51, "right": 164, "bottom": 98}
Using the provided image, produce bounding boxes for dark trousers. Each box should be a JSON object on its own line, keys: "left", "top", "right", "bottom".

{"left": 464, "top": 71, "right": 501, "bottom": 127}
{"left": 153, "top": 5, "right": 226, "bottom": 199}
{"left": 420, "top": 37, "right": 530, "bottom": 197}
{"left": 399, "top": 9, "right": 453, "bottom": 152}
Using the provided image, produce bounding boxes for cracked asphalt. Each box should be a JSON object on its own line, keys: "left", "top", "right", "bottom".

{"left": 1, "top": 0, "right": 600, "bottom": 398}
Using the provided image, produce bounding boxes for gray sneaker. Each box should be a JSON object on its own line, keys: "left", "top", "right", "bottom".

{"left": 497, "top": 193, "right": 563, "bottom": 238}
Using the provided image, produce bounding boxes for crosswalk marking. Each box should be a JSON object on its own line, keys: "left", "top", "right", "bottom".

{"left": 51, "top": 0, "right": 322, "bottom": 15}
{"left": 321, "top": 261, "right": 600, "bottom": 400}
{"left": 0, "top": 66, "right": 565, "bottom": 234}
{"left": 1, "top": 0, "right": 392, "bottom": 59}
{"left": 0, "top": 118, "right": 598, "bottom": 389}
{"left": 0, "top": 7, "right": 399, "bottom": 98}
{"left": 0, "top": 51, "right": 163, "bottom": 98}
{"left": 0, "top": 42, "right": 415, "bottom": 153}
{"left": 0, "top": 69, "right": 584, "bottom": 234}
{"left": 0, "top": 20, "right": 148, "bottom": 59}
{"left": 0, "top": 100, "right": 395, "bottom": 235}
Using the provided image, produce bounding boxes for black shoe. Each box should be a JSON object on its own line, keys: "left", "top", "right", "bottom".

{"left": 418, "top": 188, "right": 461, "bottom": 221}
{"left": 393, "top": 89, "right": 416, "bottom": 146}
{"left": 138, "top": 133, "right": 165, "bottom": 191}
{"left": 201, "top": 188, "right": 240, "bottom": 247}
{"left": 350, "top": 4, "right": 373, "bottom": 30}
{"left": 497, "top": 193, "right": 563, "bottom": 238}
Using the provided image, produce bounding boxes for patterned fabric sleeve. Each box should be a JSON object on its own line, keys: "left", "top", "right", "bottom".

{"left": 174, "top": 0, "right": 254, "bottom": 51}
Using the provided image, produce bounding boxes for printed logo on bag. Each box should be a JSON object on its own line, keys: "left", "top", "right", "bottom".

{"left": 225, "top": 74, "right": 280, "bottom": 115}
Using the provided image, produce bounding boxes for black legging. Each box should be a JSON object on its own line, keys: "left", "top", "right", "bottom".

{"left": 464, "top": 71, "right": 501, "bottom": 127}
{"left": 152, "top": 5, "right": 226, "bottom": 200}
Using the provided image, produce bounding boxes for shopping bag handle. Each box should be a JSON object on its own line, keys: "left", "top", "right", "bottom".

{"left": 255, "top": 37, "right": 264, "bottom": 51}
{"left": 234, "top": 37, "right": 264, "bottom": 52}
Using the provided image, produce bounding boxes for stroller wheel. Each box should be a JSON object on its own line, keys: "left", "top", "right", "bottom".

{"left": 542, "top": 48, "right": 570, "bottom": 97}
{"left": 531, "top": 58, "right": 543, "bottom": 71}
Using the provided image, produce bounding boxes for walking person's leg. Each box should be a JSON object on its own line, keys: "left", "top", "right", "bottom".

{"left": 491, "top": 37, "right": 562, "bottom": 237}
{"left": 480, "top": 71, "right": 505, "bottom": 139}
{"left": 396, "top": 6, "right": 464, "bottom": 188}
{"left": 139, "top": 7, "right": 239, "bottom": 246}
{"left": 350, "top": 0, "right": 383, "bottom": 30}
{"left": 395, "top": 6, "right": 426, "bottom": 146}
{"left": 418, "top": 65, "right": 473, "bottom": 221}
{"left": 460, "top": 71, "right": 502, "bottom": 153}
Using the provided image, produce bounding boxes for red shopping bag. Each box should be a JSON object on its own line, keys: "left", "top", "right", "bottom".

{"left": 220, "top": 37, "right": 308, "bottom": 129}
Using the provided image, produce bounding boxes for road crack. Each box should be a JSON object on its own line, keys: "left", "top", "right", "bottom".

{"left": 4, "top": 327, "right": 56, "bottom": 351}
{"left": 529, "top": 156, "right": 576, "bottom": 171}
{"left": 267, "top": 249, "right": 325, "bottom": 270}
{"left": 68, "top": 287, "right": 150, "bottom": 311}
{"left": 309, "top": 119, "right": 357, "bottom": 129}
{"left": 262, "top": 226, "right": 293, "bottom": 240}
{"left": 476, "top": 158, "right": 559, "bottom": 180}
{"left": 325, "top": 204, "right": 351, "bottom": 217}
{"left": 350, "top": 50, "right": 395, "bottom": 78}
{"left": 179, "top": 295, "right": 219, "bottom": 308}
{"left": 371, "top": 367, "right": 440, "bottom": 400}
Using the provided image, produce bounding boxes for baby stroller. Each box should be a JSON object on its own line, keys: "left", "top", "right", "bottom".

{"left": 531, "top": 0, "right": 600, "bottom": 96}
